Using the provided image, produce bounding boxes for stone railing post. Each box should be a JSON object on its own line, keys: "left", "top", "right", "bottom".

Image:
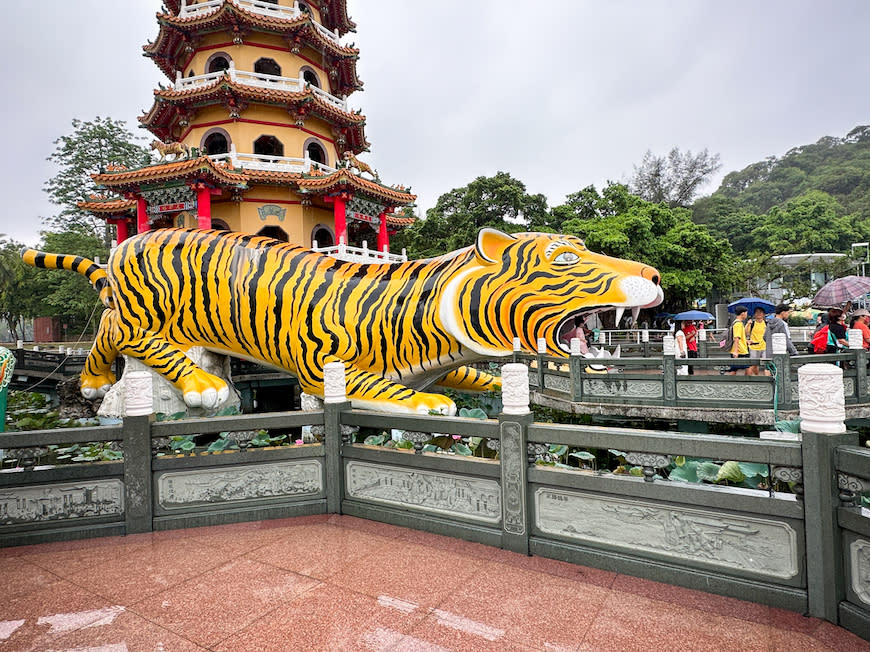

{"left": 322, "top": 361, "right": 350, "bottom": 514}
{"left": 698, "top": 325, "right": 708, "bottom": 359}
{"left": 499, "top": 363, "right": 532, "bottom": 555}
{"left": 122, "top": 370, "right": 154, "bottom": 534}
{"left": 569, "top": 337, "right": 584, "bottom": 402}
{"left": 848, "top": 328, "right": 868, "bottom": 402}
{"left": 798, "top": 363, "right": 859, "bottom": 622}
{"left": 641, "top": 329, "right": 650, "bottom": 358}
{"left": 535, "top": 337, "right": 546, "bottom": 391}
{"left": 661, "top": 334, "right": 676, "bottom": 405}
{"left": 771, "top": 333, "right": 791, "bottom": 408}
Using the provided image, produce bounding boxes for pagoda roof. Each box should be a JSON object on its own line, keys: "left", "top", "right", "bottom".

{"left": 162, "top": 0, "right": 356, "bottom": 35}
{"left": 89, "top": 157, "right": 415, "bottom": 209}
{"left": 76, "top": 196, "right": 136, "bottom": 214}
{"left": 140, "top": 78, "right": 367, "bottom": 152}
{"left": 92, "top": 156, "right": 248, "bottom": 192}
{"left": 295, "top": 169, "right": 416, "bottom": 206}
{"left": 145, "top": 2, "right": 361, "bottom": 94}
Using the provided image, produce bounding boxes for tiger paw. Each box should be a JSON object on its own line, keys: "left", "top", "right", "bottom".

{"left": 179, "top": 370, "right": 229, "bottom": 409}
{"left": 410, "top": 392, "right": 457, "bottom": 416}
{"left": 80, "top": 373, "right": 116, "bottom": 399}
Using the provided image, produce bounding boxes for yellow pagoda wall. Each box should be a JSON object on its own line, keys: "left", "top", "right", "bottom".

{"left": 183, "top": 35, "right": 332, "bottom": 93}
{"left": 173, "top": 194, "right": 332, "bottom": 249}
{"left": 183, "top": 106, "right": 339, "bottom": 167}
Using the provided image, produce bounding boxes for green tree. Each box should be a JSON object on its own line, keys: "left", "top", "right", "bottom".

{"left": 750, "top": 191, "right": 867, "bottom": 255}
{"left": 394, "top": 172, "right": 549, "bottom": 258}
{"left": 43, "top": 117, "right": 150, "bottom": 244}
{"left": 712, "top": 126, "right": 870, "bottom": 220}
{"left": 0, "top": 238, "right": 42, "bottom": 341}
{"left": 31, "top": 229, "right": 109, "bottom": 338}
{"left": 691, "top": 195, "right": 764, "bottom": 255}
{"left": 555, "top": 184, "right": 734, "bottom": 310}
{"left": 630, "top": 147, "right": 721, "bottom": 207}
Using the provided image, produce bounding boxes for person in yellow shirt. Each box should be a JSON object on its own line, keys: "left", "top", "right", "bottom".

{"left": 746, "top": 307, "right": 768, "bottom": 376}
{"left": 726, "top": 305, "right": 749, "bottom": 375}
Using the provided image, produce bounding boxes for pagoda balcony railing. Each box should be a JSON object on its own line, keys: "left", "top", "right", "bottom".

{"left": 312, "top": 240, "right": 408, "bottom": 265}
{"left": 178, "top": 0, "right": 341, "bottom": 43}
{"left": 175, "top": 65, "right": 348, "bottom": 112}
{"left": 210, "top": 146, "right": 338, "bottom": 175}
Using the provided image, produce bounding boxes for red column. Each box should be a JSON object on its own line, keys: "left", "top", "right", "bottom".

{"left": 333, "top": 196, "right": 347, "bottom": 244}
{"left": 113, "top": 219, "right": 129, "bottom": 243}
{"left": 377, "top": 212, "right": 389, "bottom": 253}
{"left": 137, "top": 198, "right": 149, "bottom": 233}
{"left": 196, "top": 187, "right": 212, "bottom": 229}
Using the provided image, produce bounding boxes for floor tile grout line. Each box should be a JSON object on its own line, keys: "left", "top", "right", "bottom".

{"left": 205, "top": 579, "right": 327, "bottom": 650}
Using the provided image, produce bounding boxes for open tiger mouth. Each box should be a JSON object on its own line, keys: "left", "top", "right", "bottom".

{"left": 555, "top": 304, "right": 646, "bottom": 353}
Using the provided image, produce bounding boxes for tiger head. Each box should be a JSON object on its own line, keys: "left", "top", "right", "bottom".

{"left": 440, "top": 228, "right": 663, "bottom": 357}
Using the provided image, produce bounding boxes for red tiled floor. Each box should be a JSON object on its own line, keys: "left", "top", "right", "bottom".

{"left": 215, "top": 583, "right": 428, "bottom": 651}
{"left": 0, "top": 514, "right": 867, "bottom": 652}
{"left": 130, "top": 557, "right": 320, "bottom": 647}
{"left": 253, "top": 522, "right": 396, "bottom": 579}
{"left": 326, "top": 538, "right": 486, "bottom": 609}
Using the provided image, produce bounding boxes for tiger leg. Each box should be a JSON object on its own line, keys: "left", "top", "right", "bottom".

{"left": 115, "top": 326, "right": 229, "bottom": 409}
{"left": 80, "top": 309, "right": 120, "bottom": 399}
{"left": 435, "top": 366, "right": 501, "bottom": 393}
{"left": 300, "top": 364, "right": 456, "bottom": 415}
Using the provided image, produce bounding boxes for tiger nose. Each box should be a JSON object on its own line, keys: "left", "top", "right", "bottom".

{"left": 642, "top": 266, "right": 660, "bottom": 286}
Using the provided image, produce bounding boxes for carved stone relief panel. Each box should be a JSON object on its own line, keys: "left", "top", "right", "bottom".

{"left": 851, "top": 538, "right": 870, "bottom": 607}
{"left": 534, "top": 488, "right": 799, "bottom": 579}
{"left": 0, "top": 480, "right": 124, "bottom": 525}
{"left": 583, "top": 379, "right": 663, "bottom": 399}
{"left": 345, "top": 461, "right": 501, "bottom": 524}
{"left": 676, "top": 382, "right": 774, "bottom": 402}
{"left": 543, "top": 374, "right": 571, "bottom": 394}
{"left": 157, "top": 460, "right": 322, "bottom": 509}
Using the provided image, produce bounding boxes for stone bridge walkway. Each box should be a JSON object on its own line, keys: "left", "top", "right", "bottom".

{"left": 1, "top": 514, "right": 867, "bottom": 651}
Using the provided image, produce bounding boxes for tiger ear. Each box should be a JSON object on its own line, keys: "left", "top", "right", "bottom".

{"left": 475, "top": 228, "right": 517, "bottom": 264}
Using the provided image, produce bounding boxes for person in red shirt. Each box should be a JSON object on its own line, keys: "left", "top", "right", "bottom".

{"left": 681, "top": 320, "right": 698, "bottom": 375}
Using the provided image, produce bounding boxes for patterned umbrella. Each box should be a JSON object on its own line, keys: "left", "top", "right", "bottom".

{"left": 811, "top": 276, "right": 870, "bottom": 308}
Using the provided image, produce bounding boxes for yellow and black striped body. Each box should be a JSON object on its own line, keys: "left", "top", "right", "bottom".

{"left": 23, "top": 227, "right": 662, "bottom": 414}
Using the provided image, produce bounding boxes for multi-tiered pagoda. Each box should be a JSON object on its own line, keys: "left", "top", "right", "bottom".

{"left": 80, "top": 0, "right": 415, "bottom": 260}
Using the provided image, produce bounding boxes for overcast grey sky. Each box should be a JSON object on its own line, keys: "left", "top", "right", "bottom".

{"left": 1, "top": 0, "right": 867, "bottom": 246}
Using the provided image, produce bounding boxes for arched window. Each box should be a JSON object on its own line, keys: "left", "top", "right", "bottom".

{"left": 257, "top": 225, "right": 288, "bottom": 242}
{"left": 203, "top": 130, "right": 230, "bottom": 155}
{"left": 254, "top": 58, "right": 281, "bottom": 77}
{"left": 207, "top": 55, "right": 231, "bottom": 74}
{"left": 311, "top": 225, "right": 334, "bottom": 248}
{"left": 301, "top": 68, "right": 320, "bottom": 88}
{"left": 211, "top": 219, "right": 231, "bottom": 231}
{"left": 305, "top": 140, "right": 327, "bottom": 165}
{"left": 187, "top": 70, "right": 195, "bottom": 78}
{"left": 254, "top": 135, "right": 284, "bottom": 157}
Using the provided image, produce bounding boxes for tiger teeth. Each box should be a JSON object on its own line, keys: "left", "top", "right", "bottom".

{"left": 632, "top": 306, "right": 640, "bottom": 323}
{"left": 614, "top": 307, "right": 625, "bottom": 327}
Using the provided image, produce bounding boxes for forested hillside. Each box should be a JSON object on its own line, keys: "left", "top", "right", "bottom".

{"left": 694, "top": 125, "right": 870, "bottom": 256}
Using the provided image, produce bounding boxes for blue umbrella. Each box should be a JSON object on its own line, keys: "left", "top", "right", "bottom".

{"left": 728, "top": 297, "right": 775, "bottom": 314}
{"left": 673, "top": 310, "right": 714, "bottom": 321}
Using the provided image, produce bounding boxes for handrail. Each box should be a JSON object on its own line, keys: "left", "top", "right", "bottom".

{"left": 175, "top": 67, "right": 348, "bottom": 111}
{"left": 178, "top": 0, "right": 341, "bottom": 42}
{"left": 209, "top": 150, "right": 337, "bottom": 175}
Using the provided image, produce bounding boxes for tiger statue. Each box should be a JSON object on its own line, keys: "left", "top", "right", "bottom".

{"left": 22, "top": 228, "right": 662, "bottom": 415}
{"left": 151, "top": 140, "right": 190, "bottom": 161}
{"left": 341, "top": 151, "right": 379, "bottom": 180}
